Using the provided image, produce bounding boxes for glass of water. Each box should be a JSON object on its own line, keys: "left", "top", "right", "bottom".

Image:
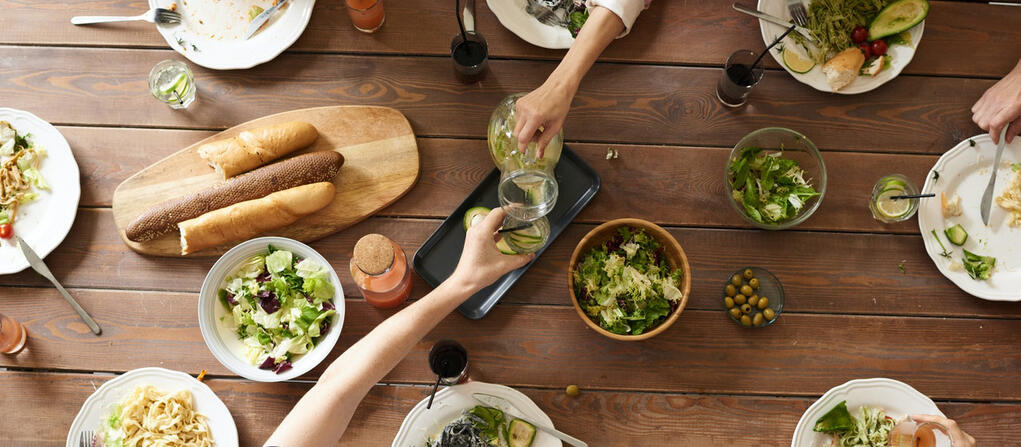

{"left": 149, "top": 60, "right": 196, "bottom": 109}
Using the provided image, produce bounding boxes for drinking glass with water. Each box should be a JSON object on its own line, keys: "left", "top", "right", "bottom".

{"left": 149, "top": 60, "right": 196, "bottom": 109}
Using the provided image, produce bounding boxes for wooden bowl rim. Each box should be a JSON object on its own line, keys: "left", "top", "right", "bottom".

{"left": 567, "top": 218, "right": 692, "bottom": 341}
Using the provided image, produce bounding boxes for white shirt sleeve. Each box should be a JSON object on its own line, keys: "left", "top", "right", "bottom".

{"left": 585, "top": 0, "right": 649, "bottom": 37}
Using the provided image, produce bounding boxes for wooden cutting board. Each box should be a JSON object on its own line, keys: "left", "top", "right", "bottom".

{"left": 112, "top": 106, "right": 419, "bottom": 257}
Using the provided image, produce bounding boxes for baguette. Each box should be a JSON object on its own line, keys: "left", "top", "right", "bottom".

{"left": 125, "top": 151, "right": 344, "bottom": 242}
{"left": 821, "top": 48, "right": 865, "bottom": 92}
{"left": 198, "top": 121, "right": 319, "bottom": 178}
{"left": 179, "top": 182, "right": 336, "bottom": 255}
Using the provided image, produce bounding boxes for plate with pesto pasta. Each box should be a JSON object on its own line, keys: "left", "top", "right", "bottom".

{"left": 66, "top": 367, "right": 238, "bottom": 447}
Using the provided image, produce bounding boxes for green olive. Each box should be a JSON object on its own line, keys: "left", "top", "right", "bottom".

{"left": 740, "top": 315, "right": 752, "bottom": 327}
{"left": 740, "top": 285, "right": 754, "bottom": 296}
{"left": 566, "top": 385, "right": 580, "bottom": 397}
{"left": 724, "top": 297, "right": 735, "bottom": 308}
{"left": 749, "top": 278, "right": 760, "bottom": 289}
{"left": 748, "top": 295, "right": 759, "bottom": 307}
{"left": 729, "top": 307, "right": 742, "bottom": 319}
{"left": 725, "top": 284, "right": 737, "bottom": 297}
{"left": 757, "top": 297, "right": 769, "bottom": 310}
{"left": 753, "top": 312, "right": 764, "bottom": 327}
{"left": 743, "top": 268, "right": 754, "bottom": 280}
{"left": 734, "top": 294, "right": 747, "bottom": 305}
{"left": 740, "top": 303, "right": 752, "bottom": 315}
{"left": 731, "top": 275, "right": 742, "bottom": 287}
{"left": 763, "top": 308, "right": 776, "bottom": 320}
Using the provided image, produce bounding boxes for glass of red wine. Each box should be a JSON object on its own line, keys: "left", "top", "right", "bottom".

{"left": 716, "top": 50, "right": 765, "bottom": 108}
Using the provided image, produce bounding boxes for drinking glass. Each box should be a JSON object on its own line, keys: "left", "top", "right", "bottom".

{"left": 148, "top": 60, "right": 196, "bottom": 110}
{"left": 450, "top": 31, "right": 488, "bottom": 83}
{"left": 346, "top": 0, "right": 385, "bottom": 33}
{"left": 501, "top": 216, "right": 550, "bottom": 254}
{"left": 890, "top": 419, "right": 953, "bottom": 447}
{"left": 429, "top": 340, "right": 469, "bottom": 385}
{"left": 716, "top": 50, "right": 765, "bottom": 108}
{"left": 0, "top": 313, "right": 27, "bottom": 354}
{"left": 870, "top": 174, "right": 919, "bottom": 223}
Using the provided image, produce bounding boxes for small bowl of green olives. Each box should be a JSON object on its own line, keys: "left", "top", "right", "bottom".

{"left": 723, "top": 267, "right": 784, "bottom": 328}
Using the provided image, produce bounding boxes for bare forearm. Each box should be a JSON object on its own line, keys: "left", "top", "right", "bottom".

{"left": 544, "top": 6, "right": 625, "bottom": 93}
{"left": 265, "top": 278, "right": 476, "bottom": 446}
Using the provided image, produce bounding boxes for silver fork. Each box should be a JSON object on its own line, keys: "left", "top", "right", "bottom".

{"left": 786, "top": 0, "right": 809, "bottom": 26}
{"left": 71, "top": 8, "right": 181, "bottom": 26}
{"left": 526, "top": 0, "right": 565, "bottom": 27}
{"left": 79, "top": 430, "right": 94, "bottom": 447}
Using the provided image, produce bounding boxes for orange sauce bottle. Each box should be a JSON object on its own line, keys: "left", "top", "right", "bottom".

{"left": 350, "top": 234, "right": 411, "bottom": 308}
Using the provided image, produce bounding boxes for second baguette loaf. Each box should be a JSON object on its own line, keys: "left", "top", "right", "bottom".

{"left": 198, "top": 121, "right": 319, "bottom": 178}
{"left": 179, "top": 182, "right": 336, "bottom": 255}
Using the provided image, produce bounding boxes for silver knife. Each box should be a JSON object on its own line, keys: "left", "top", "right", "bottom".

{"left": 16, "top": 236, "right": 101, "bottom": 335}
{"left": 472, "top": 393, "right": 588, "bottom": 447}
{"left": 732, "top": 3, "right": 814, "bottom": 42}
{"left": 980, "top": 127, "right": 1009, "bottom": 225}
{"left": 245, "top": 0, "right": 289, "bottom": 40}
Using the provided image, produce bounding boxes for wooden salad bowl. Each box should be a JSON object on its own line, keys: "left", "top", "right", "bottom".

{"left": 568, "top": 218, "right": 692, "bottom": 341}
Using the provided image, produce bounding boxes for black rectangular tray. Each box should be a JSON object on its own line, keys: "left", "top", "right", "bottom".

{"left": 412, "top": 145, "right": 600, "bottom": 319}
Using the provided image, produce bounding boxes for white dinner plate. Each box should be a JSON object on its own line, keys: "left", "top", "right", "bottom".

{"left": 487, "top": 0, "right": 575, "bottom": 49}
{"left": 791, "top": 378, "right": 943, "bottom": 447}
{"left": 0, "top": 108, "right": 80, "bottom": 275}
{"left": 392, "top": 381, "right": 564, "bottom": 447}
{"left": 756, "top": 0, "right": 924, "bottom": 94}
{"left": 918, "top": 134, "right": 1021, "bottom": 301}
{"left": 149, "top": 0, "right": 316, "bottom": 70}
{"left": 66, "top": 367, "right": 238, "bottom": 447}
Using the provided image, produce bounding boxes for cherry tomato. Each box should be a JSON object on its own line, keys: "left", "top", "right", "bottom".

{"left": 871, "top": 39, "right": 888, "bottom": 56}
{"left": 858, "top": 43, "right": 872, "bottom": 58}
{"left": 851, "top": 25, "right": 868, "bottom": 44}
{"left": 0, "top": 224, "right": 12, "bottom": 240}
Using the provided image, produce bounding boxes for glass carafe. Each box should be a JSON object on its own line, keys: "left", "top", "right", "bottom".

{"left": 488, "top": 93, "right": 563, "bottom": 222}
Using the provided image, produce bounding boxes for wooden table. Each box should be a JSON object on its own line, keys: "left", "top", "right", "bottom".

{"left": 2, "top": 1, "right": 1020, "bottom": 445}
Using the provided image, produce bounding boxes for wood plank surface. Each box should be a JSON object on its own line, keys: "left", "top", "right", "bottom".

{"left": 3, "top": 370, "right": 1019, "bottom": 446}
{"left": 2, "top": 0, "right": 1018, "bottom": 78}
{"left": 3, "top": 210, "right": 1018, "bottom": 318}
{"left": 67, "top": 126, "right": 935, "bottom": 234}
{"left": 0, "top": 46, "right": 993, "bottom": 154}
{"left": 2, "top": 288, "right": 1019, "bottom": 401}
{"left": 111, "top": 106, "right": 419, "bottom": 256}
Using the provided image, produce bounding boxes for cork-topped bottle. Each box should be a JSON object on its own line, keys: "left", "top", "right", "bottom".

{"left": 350, "top": 233, "right": 411, "bottom": 308}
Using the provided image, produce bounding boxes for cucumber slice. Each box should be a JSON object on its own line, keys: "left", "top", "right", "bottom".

{"left": 508, "top": 419, "right": 536, "bottom": 447}
{"left": 944, "top": 224, "right": 968, "bottom": 246}
{"left": 463, "top": 206, "right": 491, "bottom": 231}
{"left": 496, "top": 238, "right": 516, "bottom": 255}
{"left": 868, "top": 0, "right": 929, "bottom": 41}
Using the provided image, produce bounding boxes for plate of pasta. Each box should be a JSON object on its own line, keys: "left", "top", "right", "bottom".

{"left": 66, "top": 367, "right": 238, "bottom": 447}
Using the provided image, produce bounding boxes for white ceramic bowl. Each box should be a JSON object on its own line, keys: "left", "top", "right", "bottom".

{"left": 199, "top": 237, "right": 345, "bottom": 382}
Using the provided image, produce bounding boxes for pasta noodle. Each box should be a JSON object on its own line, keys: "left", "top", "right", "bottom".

{"left": 102, "top": 385, "right": 214, "bottom": 447}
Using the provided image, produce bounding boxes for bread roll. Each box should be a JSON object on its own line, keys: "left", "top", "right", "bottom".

{"left": 179, "top": 182, "right": 335, "bottom": 255}
{"left": 126, "top": 151, "right": 344, "bottom": 242}
{"left": 198, "top": 121, "right": 319, "bottom": 178}
{"left": 822, "top": 48, "right": 865, "bottom": 92}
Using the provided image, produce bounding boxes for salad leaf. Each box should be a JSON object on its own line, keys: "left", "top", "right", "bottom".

{"left": 813, "top": 400, "right": 853, "bottom": 433}
{"left": 962, "top": 249, "right": 995, "bottom": 280}
{"left": 568, "top": 9, "right": 589, "bottom": 37}
{"left": 236, "top": 255, "right": 266, "bottom": 279}
{"left": 297, "top": 258, "right": 335, "bottom": 301}
{"left": 728, "top": 148, "right": 819, "bottom": 225}
{"left": 265, "top": 250, "right": 293, "bottom": 274}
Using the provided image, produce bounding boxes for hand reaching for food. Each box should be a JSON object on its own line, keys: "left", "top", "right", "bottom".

{"left": 451, "top": 207, "right": 534, "bottom": 292}
{"left": 513, "top": 79, "right": 576, "bottom": 159}
{"left": 972, "top": 58, "right": 1021, "bottom": 144}
{"left": 910, "top": 414, "right": 976, "bottom": 447}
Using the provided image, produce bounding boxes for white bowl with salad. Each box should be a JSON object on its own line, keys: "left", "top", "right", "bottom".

{"left": 199, "top": 237, "right": 345, "bottom": 382}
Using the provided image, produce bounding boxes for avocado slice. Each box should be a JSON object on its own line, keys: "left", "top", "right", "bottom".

{"left": 868, "top": 0, "right": 929, "bottom": 41}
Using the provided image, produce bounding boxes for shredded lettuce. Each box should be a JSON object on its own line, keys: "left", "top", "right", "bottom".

{"left": 839, "top": 406, "right": 895, "bottom": 447}
{"left": 728, "top": 147, "right": 820, "bottom": 225}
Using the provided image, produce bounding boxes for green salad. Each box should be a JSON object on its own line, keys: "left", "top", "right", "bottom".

{"left": 219, "top": 246, "right": 336, "bottom": 374}
{"left": 573, "top": 227, "right": 685, "bottom": 336}
{"left": 814, "top": 401, "right": 896, "bottom": 447}
{"left": 728, "top": 147, "right": 820, "bottom": 225}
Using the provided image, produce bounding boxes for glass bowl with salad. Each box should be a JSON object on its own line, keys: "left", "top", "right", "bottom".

{"left": 568, "top": 218, "right": 691, "bottom": 341}
{"left": 725, "top": 127, "right": 827, "bottom": 230}
{"left": 198, "top": 237, "right": 344, "bottom": 382}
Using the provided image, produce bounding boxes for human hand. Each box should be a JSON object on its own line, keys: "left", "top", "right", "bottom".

{"left": 972, "top": 60, "right": 1021, "bottom": 144}
{"left": 910, "top": 414, "right": 976, "bottom": 447}
{"left": 450, "top": 207, "right": 534, "bottom": 293}
{"left": 513, "top": 78, "right": 576, "bottom": 159}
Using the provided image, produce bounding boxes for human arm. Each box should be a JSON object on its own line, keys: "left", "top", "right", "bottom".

{"left": 264, "top": 208, "right": 533, "bottom": 446}
{"left": 972, "top": 57, "right": 1021, "bottom": 144}
{"left": 512, "top": 5, "right": 626, "bottom": 156}
{"left": 909, "top": 414, "right": 976, "bottom": 447}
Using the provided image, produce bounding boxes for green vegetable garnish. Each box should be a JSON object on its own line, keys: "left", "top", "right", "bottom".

{"left": 962, "top": 249, "right": 995, "bottom": 280}
{"left": 969, "top": 139, "right": 976, "bottom": 147}
{"left": 568, "top": 10, "right": 589, "bottom": 37}
{"left": 898, "top": 262, "right": 906, "bottom": 274}
{"left": 930, "top": 229, "right": 952, "bottom": 258}
{"left": 728, "top": 147, "right": 820, "bottom": 225}
{"left": 814, "top": 400, "right": 854, "bottom": 433}
{"left": 1011, "top": 162, "right": 1021, "bottom": 172}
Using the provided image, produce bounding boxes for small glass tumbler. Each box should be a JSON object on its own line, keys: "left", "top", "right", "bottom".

{"left": 716, "top": 50, "right": 765, "bottom": 108}
{"left": 346, "top": 0, "right": 385, "bottom": 33}
{"left": 0, "top": 313, "right": 27, "bottom": 354}
{"left": 149, "top": 60, "right": 196, "bottom": 109}
{"left": 870, "top": 174, "right": 920, "bottom": 223}
{"left": 429, "top": 340, "right": 469, "bottom": 385}
{"left": 451, "top": 32, "right": 489, "bottom": 83}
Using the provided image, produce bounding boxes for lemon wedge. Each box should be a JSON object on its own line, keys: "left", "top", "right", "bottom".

{"left": 783, "top": 45, "right": 816, "bottom": 74}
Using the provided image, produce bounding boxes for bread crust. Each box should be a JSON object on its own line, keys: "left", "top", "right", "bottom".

{"left": 822, "top": 48, "right": 865, "bottom": 91}
{"left": 197, "top": 121, "right": 319, "bottom": 178}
